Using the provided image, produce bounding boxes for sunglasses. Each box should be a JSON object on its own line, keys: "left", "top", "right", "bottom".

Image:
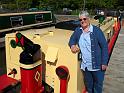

{"left": 79, "top": 18, "right": 87, "bottom": 21}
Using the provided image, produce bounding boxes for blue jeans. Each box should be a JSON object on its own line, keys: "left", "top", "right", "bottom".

{"left": 83, "top": 68, "right": 105, "bottom": 93}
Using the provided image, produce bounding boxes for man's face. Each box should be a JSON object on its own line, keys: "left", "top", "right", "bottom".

{"left": 79, "top": 16, "right": 90, "bottom": 28}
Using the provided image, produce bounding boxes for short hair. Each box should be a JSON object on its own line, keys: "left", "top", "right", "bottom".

{"left": 79, "top": 11, "right": 90, "bottom": 18}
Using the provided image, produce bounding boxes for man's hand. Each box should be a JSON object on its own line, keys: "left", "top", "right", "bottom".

{"left": 71, "top": 45, "right": 80, "bottom": 53}
{"left": 101, "top": 65, "right": 107, "bottom": 71}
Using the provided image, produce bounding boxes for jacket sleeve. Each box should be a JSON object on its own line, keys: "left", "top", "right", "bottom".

{"left": 97, "top": 27, "right": 109, "bottom": 65}
{"left": 68, "top": 28, "right": 79, "bottom": 48}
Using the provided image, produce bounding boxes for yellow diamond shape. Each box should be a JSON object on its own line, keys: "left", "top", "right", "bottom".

{"left": 35, "top": 71, "right": 40, "bottom": 82}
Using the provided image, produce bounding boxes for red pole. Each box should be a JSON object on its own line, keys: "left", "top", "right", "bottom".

{"left": 56, "top": 66, "right": 69, "bottom": 93}
{"left": 60, "top": 79, "right": 67, "bottom": 93}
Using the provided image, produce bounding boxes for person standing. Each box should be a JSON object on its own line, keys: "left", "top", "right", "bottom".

{"left": 68, "top": 11, "right": 109, "bottom": 93}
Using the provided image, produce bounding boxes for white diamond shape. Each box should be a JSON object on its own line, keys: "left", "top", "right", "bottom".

{"left": 35, "top": 71, "right": 40, "bottom": 82}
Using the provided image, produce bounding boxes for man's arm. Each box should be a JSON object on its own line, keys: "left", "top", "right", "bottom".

{"left": 68, "top": 28, "right": 80, "bottom": 53}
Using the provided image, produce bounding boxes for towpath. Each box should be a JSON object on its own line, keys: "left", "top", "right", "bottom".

{"left": 103, "top": 21, "right": 124, "bottom": 93}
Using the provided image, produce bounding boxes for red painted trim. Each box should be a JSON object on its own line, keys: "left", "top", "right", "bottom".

{"left": 0, "top": 74, "right": 19, "bottom": 91}
{"left": 108, "top": 21, "right": 121, "bottom": 55}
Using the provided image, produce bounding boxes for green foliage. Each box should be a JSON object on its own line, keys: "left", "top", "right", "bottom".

{"left": 71, "top": 10, "right": 80, "bottom": 15}
{"left": 2, "top": 4, "right": 16, "bottom": 10}
{"left": 0, "top": 0, "right": 123, "bottom": 12}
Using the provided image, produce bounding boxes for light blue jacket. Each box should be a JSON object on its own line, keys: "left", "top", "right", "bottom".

{"left": 69, "top": 25, "right": 109, "bottom": 69}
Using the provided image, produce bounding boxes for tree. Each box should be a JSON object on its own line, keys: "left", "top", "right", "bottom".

{"left": 0, "top": 0, "right": 123, "bottom": 12}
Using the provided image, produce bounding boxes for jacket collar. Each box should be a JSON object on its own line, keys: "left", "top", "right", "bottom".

{"left": 80, "top": 24, "right": 93, "bottom": 33}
